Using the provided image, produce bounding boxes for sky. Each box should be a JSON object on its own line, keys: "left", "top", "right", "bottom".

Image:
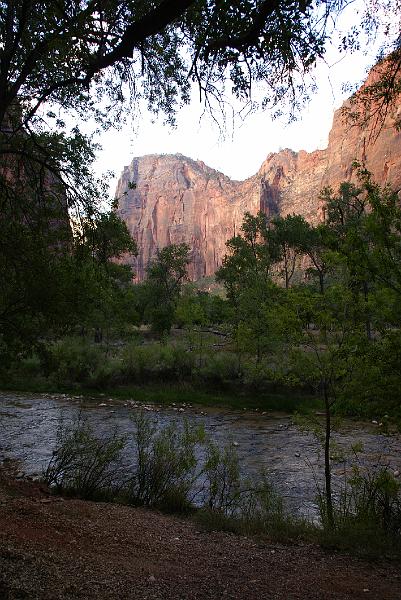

{"left": 88, "top": 2, "right": 395, "bottom": 195}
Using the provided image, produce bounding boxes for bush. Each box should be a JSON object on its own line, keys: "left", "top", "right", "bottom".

{"left": 44, "top": 419, "right": 126, "bottom": 500}
{"left": 128, "top": 412, "right": 205, "bottom": 512}
{"left": 49, "top": 337, "right": 104, "bottom": 387}
{"left": 196, "top": 352, "right": 240, "bottom": 385}
{"left": 196, "top": 438, "right": 300, "bottom": 538}
{"left": 2, "top": 352, "right": 48, "bottom": 389}
{"left": 203, "top": 440, "right": 242, "bottom": 513}
{"left": 120, "top": 342, "right": 194, "bottom": 383}
{"left": 242, "top": 360, "right": 275, "bottom": 389}
{"left": 335, "top": 466, "right": 401, "bottom": 533}
{"left": 317, "top": 465, "right": 401, "bottom": 558}
{"left": 196, "top": 470, "right": 300, "bottom": 539}
{"left": 43, "top": 412, "right": 302, "bottom": 543}
{"left": 88, "top": 358, "right": 121, "bottom": 389}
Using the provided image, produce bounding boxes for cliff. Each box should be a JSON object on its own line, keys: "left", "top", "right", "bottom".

{"left": 115, "top": 67, "right": 401, "bottom": 281}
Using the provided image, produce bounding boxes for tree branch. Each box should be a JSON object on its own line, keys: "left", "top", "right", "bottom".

{"left": 83, "top": 0, "right": 196, "bottom": 84}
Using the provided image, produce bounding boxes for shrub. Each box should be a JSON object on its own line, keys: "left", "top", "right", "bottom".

{"left": 120, "top": 342, "right": 194, "bottom": 383}
{"left": 335, "top": 466, "right": 401, "bottom": 533}
{"left": 242, "top": 360, "right": 275, "bottom": 389}
{"left": 44, "top": 419, "right": 126, "bottom": 500}
{"left": 196, "top": 351, "right": 240, "bottom": 385}
{"left": 203, "top": 440, "right": 242, "bottom": 513}
{"left": 43, "top": 412, "right": 296, "bottom": 542}
{"left": 49, "top": 337, "right": 104, "bottom": 387}
{"left": 316, "top": 464, "right": 401, "bottom": 558}
{"left": 128, "top": 412, "right": 205, "bottom": 512}
{"left": 199, "top": 439, "right": 294, "bottom": 537}
{"left": 196, "top": 466, "right": 296, "bottom": 538}
{"left": 2, "top": 353, "right": 48, "bottom": 389}
{"left": 88, "top": 358, "right": 121, "bottom": 389}
{"left": 161, "top": 343, "right": 195, "bottom": 380}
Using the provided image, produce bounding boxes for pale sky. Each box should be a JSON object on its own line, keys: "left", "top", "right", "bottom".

{"left": 88, "top": 2, "right": 396, "bottom": 196}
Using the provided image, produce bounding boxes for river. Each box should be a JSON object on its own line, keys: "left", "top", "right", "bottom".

{"left": 0, "top": 391, "right": 400, "bottom": 519}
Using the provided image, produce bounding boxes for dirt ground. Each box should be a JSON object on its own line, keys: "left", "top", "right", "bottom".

{"left": 0, "top": 469, "right": 400, "bottom": 600}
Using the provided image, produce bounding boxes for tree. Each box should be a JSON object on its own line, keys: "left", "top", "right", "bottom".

{"left": 2, "top": 0, "right": 391, "bottom": 225}
{"left": 217, "top": 212, "right": 284, "bottom": 366}
{"left": 0, "top": 207, "right": 137, "bottom": 360}
{"left": 78, "top": 211, "right": 137, "bottom": 265}
{"left": 270, "top": 214, "right": 309, "bottom": 288}
{"left": 0, "top": 1, "right": 342, "bottom": 131}
{"left": 345, "top": 44, "right": 401, "bottom": 137}
{"left": 282, "top": 284, "right": 363, "bottom": 529}
{"left": 141, "top": 243, "right": 190, "bottom": 336}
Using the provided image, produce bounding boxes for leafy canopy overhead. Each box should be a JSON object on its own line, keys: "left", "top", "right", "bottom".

{"left": 0, "top": 0, "right": 345, "bottom": 131}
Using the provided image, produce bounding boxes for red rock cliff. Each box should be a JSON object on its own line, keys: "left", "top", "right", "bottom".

{"left": 115, "top": 68, "right": 401, "bottom": 281}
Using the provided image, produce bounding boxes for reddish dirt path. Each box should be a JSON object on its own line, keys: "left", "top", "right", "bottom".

{"left": 0, "top": 475, "right": 400, "bottom": 600}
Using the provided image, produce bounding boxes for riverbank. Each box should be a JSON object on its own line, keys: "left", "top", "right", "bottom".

{"left": 0, "top": 380, "right": 324, "bottom": 414}
{"left": 0, "top": 467, "right": 400, "bottom": 600}
{"left": 2, "top": 390, "right": 400, "bottom": 524}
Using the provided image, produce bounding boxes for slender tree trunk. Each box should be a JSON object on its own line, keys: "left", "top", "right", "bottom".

{"left": 284, "top": 252, "right": 289, "bottom": 289}
{"left": 319, "top": 271, "right": 325, "bottom": 295}
{"left": 363, "top": 280, "right": 372, "bottom": 341}
{"left": 199, "top": 329, "right": 203, "bottom": 368}
{"left": 323, "top": 381, "right": 334, "bottom": 529}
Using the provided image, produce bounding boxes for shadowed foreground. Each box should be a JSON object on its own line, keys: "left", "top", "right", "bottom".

{"left": 0, "top": 473, "right": 400, "bottom": 600}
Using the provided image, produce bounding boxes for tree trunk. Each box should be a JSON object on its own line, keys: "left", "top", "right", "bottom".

{"left": 319, "top": 271, "right": 325, "bottom": 295}
{"left": 323, "top": 382, "right": 335, "bottom": 529}
{"left": 363, "top": 280, "right": 372, "bottom": 341}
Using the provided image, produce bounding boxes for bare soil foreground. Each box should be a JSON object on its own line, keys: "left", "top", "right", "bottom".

{"left": 0, "top": 473, "right": 400, "bottom": 600}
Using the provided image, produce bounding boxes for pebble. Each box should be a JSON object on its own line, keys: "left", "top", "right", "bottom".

{"left": 394, "top": 470, "right": 400, "bottom": 477}
{"left": 148, "top": 575, "right": 156, "bottom": 583}
{"left": 294, "top": 453, "right": 301, "bottom": 458}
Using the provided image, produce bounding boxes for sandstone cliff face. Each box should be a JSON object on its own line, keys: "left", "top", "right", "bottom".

{"left": 115, "top": 69, "right": 401, "bottom": 281}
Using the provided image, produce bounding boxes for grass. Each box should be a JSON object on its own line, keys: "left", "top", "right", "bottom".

{"left": 317, "top": 525, "right": 401, "bottom": 561}
{"left": 193, "top": 507, "right": 318, "bottom": 543}
{"left": 90, "top": 383, "right": 321, "bottom": 413}
{"left": 1, "top": 378, "right": 321, "bottom": 414}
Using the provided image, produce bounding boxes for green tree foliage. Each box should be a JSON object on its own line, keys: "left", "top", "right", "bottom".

{"left": 0, "top": 1, "right": 344, "bottom": 130}
{"left": 269, "top": 214, "right": 308, "bottom": 288}
{"left": 138, "top": 243, "right": 190, "bottom": 336}
{"left": 216, "top": 212, "right": 284, "bottom": 365}
{"left": 0, "top": 0, "right": 399, "bottom": 363}
{"left": 217, "top": 171, "right": 401, "bottom": 527}
{"left": 0, "top": 208, "right": 137, "bottom": 361}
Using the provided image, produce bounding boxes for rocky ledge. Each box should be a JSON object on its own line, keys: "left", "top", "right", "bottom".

{"left": 115, "top": 64, "right": 401, "bottom": 281}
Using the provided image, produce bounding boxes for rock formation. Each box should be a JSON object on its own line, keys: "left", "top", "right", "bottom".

{"left": 115, "top": 65, "right": 401, "bottom": 281}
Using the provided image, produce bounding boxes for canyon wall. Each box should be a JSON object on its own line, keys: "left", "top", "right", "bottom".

{"left": 115, "top": 67, "right": 401, "bottom": 281}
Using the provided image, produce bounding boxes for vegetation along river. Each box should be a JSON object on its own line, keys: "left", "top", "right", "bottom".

{"left": 0, "top": 391, "right": 400, "bottom": 519}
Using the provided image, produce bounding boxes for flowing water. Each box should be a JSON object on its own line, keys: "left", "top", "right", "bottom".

{"left": 0, "top": 391, "right": 400, "bottom": 519}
